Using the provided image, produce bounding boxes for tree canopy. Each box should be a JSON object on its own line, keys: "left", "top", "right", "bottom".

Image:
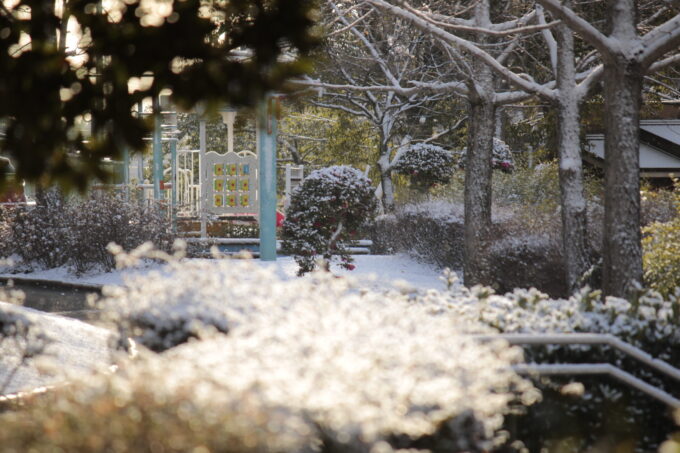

{"left": 0, "top": 0, "right": 318, "bottom": 190}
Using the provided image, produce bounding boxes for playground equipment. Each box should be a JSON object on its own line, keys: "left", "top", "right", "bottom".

{"left": 116, "top": 95, "right": 285, "bottom": 260}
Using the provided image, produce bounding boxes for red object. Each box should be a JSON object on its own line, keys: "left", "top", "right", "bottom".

{"left": 346, "top": 264, "right": 356, "bottom": 271}
{"left": 0, "top": 185, "right": 25, "bottom": 203}
{"left": 276, "top": 211, "right": 285, "bottom": 227}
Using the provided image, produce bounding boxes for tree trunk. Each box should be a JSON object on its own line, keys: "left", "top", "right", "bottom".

{"left": 464, "top": 0, "right": 495, "bottom": 287}
{"left": 464, "top": 97, "right": 495, "bottom": 286}
{"left": 378, "top": 149, "right": 395, "bottom": 212}
{"left": 601, "top": 61, "right": 644, "bottom": 298}
{"left": 555, "top": 15, "right": 590, "bottom": 294}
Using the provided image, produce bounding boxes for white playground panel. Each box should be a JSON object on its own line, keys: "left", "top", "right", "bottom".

{"left": 201, "top": 150, "right": 259, "bottom": 216}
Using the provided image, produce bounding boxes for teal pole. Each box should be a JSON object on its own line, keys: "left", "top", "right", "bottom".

{"left": 258, "top": 96, "right": 278, "bottom": 261}
{"left": 170, "top": 138, "right": 177, "bottom": 233}
{"left": 152, "top": 96, "right": 162, "bottom": 201}
{"left": 123, "top": 146, "right": 130, "bottom": 200}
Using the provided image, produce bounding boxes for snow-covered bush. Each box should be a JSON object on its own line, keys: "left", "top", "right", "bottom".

{"left": 66, "top": 192, "right": 172, "bottom": 274}
{"left": 457, "top": 138, "right": 515, "bottom": 173}
{"left": 421, "top": 281, "right": 680, "bottom": 450}
{"left": 371, "top": 201, "right": 465, "bottom": 269}
{"left": 281, "top": 166, "right": 376, "bottom": 275}
{"left": 0, "top": 204, "right": 18, "bottom": 259}
{"left": 392, "top": 143, "right": 455, "bottom": 192}
{"left": 8, "top": 188, "right": 70, "bottom": 269}
{"left": 372, "top": 200, "right": 577, "bottom": 296}
{"left": 3, "top": 188, "right": 172, "bottom": 274}
{"left": 95, "top": 248, "right": 538, "bottom": 452}
{"left": 643, "top": 187, "right": 680, "bottom": 298}
{"left": 641, "top": 181, "right": 678, "bottom": 225}
{"left": 0, "top": 373, "right": 300, "bottom": 452}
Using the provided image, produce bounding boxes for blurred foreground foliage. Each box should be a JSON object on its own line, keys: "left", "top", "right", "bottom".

{"left": 0, "top": 0, "right": 318, "bottom": 192}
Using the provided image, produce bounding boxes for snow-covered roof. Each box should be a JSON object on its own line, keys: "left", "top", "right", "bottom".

{"left": 639, "top": 119, "right": 680, "bottom": 147}
{"left": 586, "top": 119, "right": 680, "bottom": 177}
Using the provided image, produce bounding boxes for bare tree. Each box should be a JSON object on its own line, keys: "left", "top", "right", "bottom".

{"left": 367, "top": 0, "right": 680, "bottom": 295}
{"left": 537, "top": 0, "right": 680, "bottom": 297}
{"left": 300, "top": 0, "right": 451, "bottom": 211}
{"left": 367, "top": 0, "right": 552, "bottom": 286}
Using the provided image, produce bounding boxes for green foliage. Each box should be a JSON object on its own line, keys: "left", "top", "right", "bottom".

{"left": 0, "top": 0, "right": 318, "bottom": 191}
{"left": 642, "top": 185, "right": 680, "bottom": 298}
{"left": 278, "top": 105, "right": 376, "bottom": 170}
{"left": 281, "top": 166, "right": 376, "bottom": 275}
{"left": 436, "top": 160, "right": 602, "bottom": 217}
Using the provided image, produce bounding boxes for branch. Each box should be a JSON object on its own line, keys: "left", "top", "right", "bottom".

{"left": 641, "top": 15, "right": 680, "bottom": 67}
{"left": 327, "top": 0, "right": 402, "bottom": 90}
{"left": 575, "top": 64, "right": 604, "bottom": 100}
{"left": 537, "top": 4, "right": 558, "bottom": 77}
{"left": 535, "top": 0, "right": 614, "bottom": 57}
{"left": 408, "top": 79, "right": 469, "bottom": 97}
{"left": 367, "top": 0, "right": 555, "bottom": 99}
{"left": 325, "top": 9, "right": 373, "bottom": 38}
{"left": 294, "top": 78, "right": 416, "bottom": 95}
{"left": 407, "top": 6, "right": 559, "bottom": 37}
{"left": 648, "top": 51, "right": 680, "bottom": 73}
{"left": 310, "top": 100, "right": 365, "bottom": 117}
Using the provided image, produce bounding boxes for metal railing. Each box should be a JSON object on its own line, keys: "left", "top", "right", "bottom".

{"left": 474, "top": 333, "right": 680, "bottom": 408}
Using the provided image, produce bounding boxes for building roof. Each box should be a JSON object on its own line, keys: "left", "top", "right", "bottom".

{"left": 586, "top": 120, "right": 680, "bottom": 178}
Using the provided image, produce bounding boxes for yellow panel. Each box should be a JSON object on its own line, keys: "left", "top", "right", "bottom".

{"left": 214, "top": 179, "right": 224, "bottom": 192}
{"left": 213, "top": 164, "right": 224, "bottom": 176}
{"left": 240, "top": 179, "right": 249, "bottom": 192}
{"left": 227, "top": 194, "right": 236, "bottom": 207}
{"left": 228, "top": 179, "right": 237, "bottom": 191}
{"left": 214, "top": 194, "right": 223, "bottom": 207}
{"left": 240, "top": 194, "right": 249, "bottom": 207}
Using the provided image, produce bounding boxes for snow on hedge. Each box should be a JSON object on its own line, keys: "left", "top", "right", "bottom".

{"left": 421, "top": 273, "right": 680, "bottom": 358}
{"left": 392, "top": 143, "right": 455, "bottom": 190}
{"left": 99, "top": 250, "right": 538, "bottom": 451}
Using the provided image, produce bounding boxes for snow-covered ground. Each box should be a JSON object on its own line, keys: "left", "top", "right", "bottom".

{"left": 0, "top": 254, "right": 452, "bottom": 396}
{"left": 0, "top": 302, "right": 113, "bottom": 396}
{"left": 0, "top": 254, "right": 450, "bottom": 292}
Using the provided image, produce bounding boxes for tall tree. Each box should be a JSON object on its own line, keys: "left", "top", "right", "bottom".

{"left": 537, "top": 0, "right": 680, "bottom": 297}
{"left": 367, "top": 0, "right": 547, "bottom": 286}
{"left": 0, "top": 0, "right": 317, "bottom": 190}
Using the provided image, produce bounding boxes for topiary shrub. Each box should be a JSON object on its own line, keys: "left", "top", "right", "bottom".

{"left": 392, "top": 143, "right": 455, "bottom": 192}
{"left": 281, "top": 166, "right": 376, "bottom": 275}
{"left": 456, "top": 138, "right": 515, "bottom": 173}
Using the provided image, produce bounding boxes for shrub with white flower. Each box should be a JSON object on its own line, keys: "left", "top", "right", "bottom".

{"left": 392, "top": 143, "right": 455, "bottom": 192}
{"left": 281, "top": 166, "right": 376, "bottom": 275}
{"left": 97, "top": 248, "right": 538, "bottom": 452}
{"left": 419, "top": 276, "right": 680, "bottom": 450}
